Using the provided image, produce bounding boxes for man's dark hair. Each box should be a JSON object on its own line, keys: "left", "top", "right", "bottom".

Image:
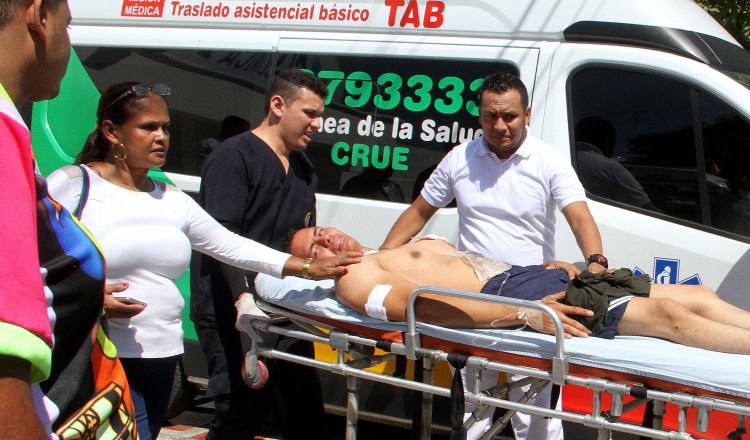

{"left": 477, "top": 71, "right": 529, "bottom": 110}
{"left": 281, "top": 228, "right": 301, "bottom": 254}
{"left": 264, "top": 69, "right": 328, "bottom": 114}
{"left": 219, "top": 115, "right": 250, "bottom": 140}
{"left": 575, "top": 116, "right": 616, "bottom": 157}
{"left": 0, "top": 0, "right": 65, "bottom": 28}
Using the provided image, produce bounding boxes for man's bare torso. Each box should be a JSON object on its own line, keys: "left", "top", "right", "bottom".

{"left": 335, "top": 239, "right": 487, "bottom": 315}
{"left": 373, "top": 239, "right": 486, "bottom": 291}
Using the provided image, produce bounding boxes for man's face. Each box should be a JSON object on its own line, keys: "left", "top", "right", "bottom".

{"left": 290, "top": 227, "right": 363, "bottom": 259}
{"left": 478, "top": 88, "right": 530, "bottom": 159}
{"left": 278, "top": 87, "right": 324, "bottom": 151}
{"left": 36, "top": 0, "right": 72, "bottom": 101}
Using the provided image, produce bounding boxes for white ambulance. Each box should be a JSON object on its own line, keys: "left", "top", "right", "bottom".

{"left": 32, "top": 0, "right": 750, "bottom": 436}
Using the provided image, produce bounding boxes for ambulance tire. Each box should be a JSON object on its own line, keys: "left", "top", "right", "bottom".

{"left": 166, "top": 359, "right": 199, "bottom": 420}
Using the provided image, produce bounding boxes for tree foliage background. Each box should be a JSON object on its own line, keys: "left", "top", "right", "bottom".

{"left": 696, "top": 1, "right": 750, "bottom": 49}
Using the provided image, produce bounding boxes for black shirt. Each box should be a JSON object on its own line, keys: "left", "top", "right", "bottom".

{"left": 190, "top": 131, "right": 317, "bottom": 322}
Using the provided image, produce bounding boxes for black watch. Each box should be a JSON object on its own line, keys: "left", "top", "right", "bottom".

{"left": 586, "top": 253, "right": 608, "bottom": 268}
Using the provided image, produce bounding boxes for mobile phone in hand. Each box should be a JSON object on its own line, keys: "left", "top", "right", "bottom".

{"left": 113, "top": 296, "right": 147, "bottom": 307}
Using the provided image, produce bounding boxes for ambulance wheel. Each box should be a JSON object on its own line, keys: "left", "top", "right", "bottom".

{"left": 166, "top": 359, "right": 198, "bottom": 419}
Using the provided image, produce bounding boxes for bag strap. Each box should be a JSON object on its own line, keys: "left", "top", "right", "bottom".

{"left": 73, "top": 164, "right": 90, "bottom": 218}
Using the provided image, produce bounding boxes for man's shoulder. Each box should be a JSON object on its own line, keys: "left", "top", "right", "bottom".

{"left": 335, "top": 256, "right": 382, "bottom": 294}
{"left": 577, "top": 149, "right": 615, "bottom": 169}
{"left": 440, "top": 137, "right": 484, "bottom": 166}
{"left": 206, "top": 132, "right": 273, "bottom": 169}
{"left": 456, "top": 137, "right": 484, "bottom": 155}
{"left": 524, "top": 134, "right": 558, "bottom": 153}
{"left": 214, "top": 131, "right": 262, "bottom": 153}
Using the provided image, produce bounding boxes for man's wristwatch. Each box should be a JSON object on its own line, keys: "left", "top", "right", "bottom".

{"left": 301, "top": 257, "right": 314, "bottom": 279}
{"left": 586, "top": 253, "right": 608, "bottom": 269}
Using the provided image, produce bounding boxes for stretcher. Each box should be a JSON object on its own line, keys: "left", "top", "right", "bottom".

{"left": 238, "top": 274, "right": 750, "bottom": 440}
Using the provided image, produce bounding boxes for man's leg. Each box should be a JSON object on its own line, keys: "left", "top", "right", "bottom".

{"left": 461, "top": 366, "right": 497, "bottom": 440}
{"left": 271, "top": 335, "right": 330, "bottom": 440}
{"left": 458, "top": 368, "right": 563, "bottom": 440}
{"left": 508, "top": 380, "right": 564, "bottom": 440}
{"left": 209, "top": 391, "right": 269, "bottom": 440}
{"left": 617, "top": 297, "right": 750, "bottom": 354}
{"left": 649, "top": 284, "right": 750, "bottom": 330}
{"left": 197, "top": 318, "right": 269, "bottom": 439}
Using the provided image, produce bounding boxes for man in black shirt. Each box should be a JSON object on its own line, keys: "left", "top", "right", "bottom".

{"left": 190, "top": 69, "right": 329, "bottom": 440}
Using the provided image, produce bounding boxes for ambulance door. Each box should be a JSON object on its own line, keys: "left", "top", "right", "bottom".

{"left": 545, "top": 43, "right": 750, "bottom": 308}
{"left": 276, "top": 38, "right": 540, "bottom": 248}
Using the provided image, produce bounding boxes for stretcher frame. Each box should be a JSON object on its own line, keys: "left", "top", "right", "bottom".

{"left": 243, "top": 286, "right": 750, "bottom": 440}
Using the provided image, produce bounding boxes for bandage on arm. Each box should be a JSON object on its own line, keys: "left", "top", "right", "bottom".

{"left": 490, "top": 307, "right": 544, "bottom": 332}
{"left": 517, "top": 308, "right": 544, "bottom": 332}
{"left": 364, "top": 284, "right": 392, "bottom": 322}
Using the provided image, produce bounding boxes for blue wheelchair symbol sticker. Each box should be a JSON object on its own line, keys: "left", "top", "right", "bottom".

{"left": 654, "top": 258, "right": 678, "bottom": 284}
{"left": 633, "top": 257, "right": 702, "bottom": 285}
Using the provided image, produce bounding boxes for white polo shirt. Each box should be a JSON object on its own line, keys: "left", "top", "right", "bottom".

{"left": 421, "top": 133, "right": 586, "bottom": 266}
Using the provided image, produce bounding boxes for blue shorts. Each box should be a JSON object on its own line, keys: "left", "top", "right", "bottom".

{"left": 479, "top": 265, "right": 631, "bottom": 339}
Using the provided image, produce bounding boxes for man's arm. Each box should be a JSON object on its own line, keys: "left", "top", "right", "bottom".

{"left": 220, "top": 265, "right": 252, "bottom": 300}
{"left": 336, "top": 261, "right": 592, "bottom": 335}
{"left": 561, "top": 201, "right": 605, "bottom": 272}
{"left": 543, "top": 260, "right": 580, "bottom": 279}
{"left": 0, "top": 357, "right": 48, "bottom": 440}
{"left": 336, "top": 264, "right": 515, "bottom": 325}
{"left": 380, "top": 196, "right": 439, "bottom": 249}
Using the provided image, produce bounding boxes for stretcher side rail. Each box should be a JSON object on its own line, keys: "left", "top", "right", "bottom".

{"left": 248, "top": 291, "right": 750, "bottom": 440}
{"left": 256, "top": 298, "right": 565, "bottom": 384}
{"left": 406, "top": 286, "right": 569, "bottom": 384}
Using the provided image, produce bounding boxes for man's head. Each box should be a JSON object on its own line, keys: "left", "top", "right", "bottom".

{"left": 575, "top": 116, "right": 616, "bottom": 157}
{"left": 477, "top": 72, "right": 530, "bottom": 159}
{"left": 264, "top": 69, "right": 328, "bottom": 151}
{"left": 0, "top": 0, "right": 35, "bottom": 27}
{"left": 288, "top": 227, "right": 364, "bottom": 259}
{"left": 0, "top": 0, "right": 71, "bottom": 104}
{"left": 219, "top": 115, "right": 250, "bottom": 140}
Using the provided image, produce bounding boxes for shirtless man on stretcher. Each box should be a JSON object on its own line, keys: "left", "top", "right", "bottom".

{"left": 286, "top": 226, "right": 750, "bottom": 355}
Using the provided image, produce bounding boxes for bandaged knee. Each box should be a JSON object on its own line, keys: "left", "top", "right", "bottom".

{"left": 364, "top": 284, "right": 392, "bottom": 321}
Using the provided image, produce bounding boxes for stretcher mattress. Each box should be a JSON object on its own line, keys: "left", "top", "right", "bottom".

{"left": 255, "top": 274, "right": 750, "bottom": 400}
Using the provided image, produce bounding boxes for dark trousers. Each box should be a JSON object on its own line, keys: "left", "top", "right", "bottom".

{"left": 120, "top": 356, "right": 179, "bottom": 440}
{"left": 197, "top": 318, "right": 329, "bottom": 440}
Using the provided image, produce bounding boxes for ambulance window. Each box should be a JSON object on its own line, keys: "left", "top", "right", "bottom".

{"left": 75, "top": 46, "right": 276, "bottom": 177}
{"left": 699, "top": 91, "right": 750, "bottom": 237}
{"left": 273, "top": 56, "right": 516, "bottom": 201}
{"left": 571, "top": 67, "right": 750, "bottom": 240}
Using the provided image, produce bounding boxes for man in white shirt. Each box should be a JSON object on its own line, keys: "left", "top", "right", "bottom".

{"left": 382, "top": 72, "right": 605, "bottom": 440}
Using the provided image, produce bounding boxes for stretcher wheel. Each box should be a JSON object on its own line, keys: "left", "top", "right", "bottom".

{"left": 242, "top": 357, "right": 269, "bottom": 390}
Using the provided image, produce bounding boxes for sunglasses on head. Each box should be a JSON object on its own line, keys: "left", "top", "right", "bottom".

{"left": 104, "top": 83, "right": 171, "bottom": 117}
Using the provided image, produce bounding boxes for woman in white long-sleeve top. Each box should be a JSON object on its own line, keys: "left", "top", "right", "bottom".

{"left": 46, "top": 81, "right": 360, "bottom": 440}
